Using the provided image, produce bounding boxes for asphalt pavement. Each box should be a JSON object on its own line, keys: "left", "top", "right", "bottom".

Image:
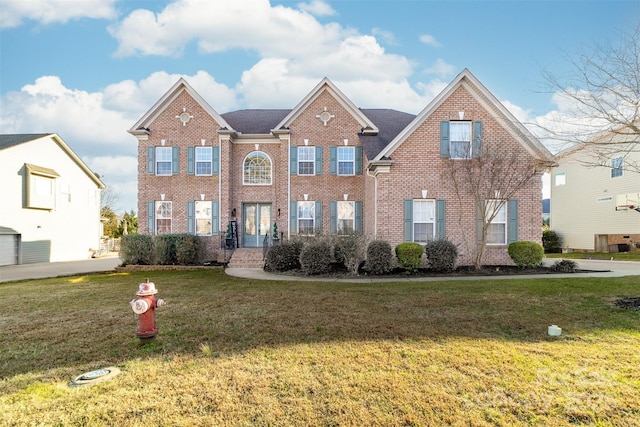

{"left": 1, "top": 254, "right": 639, "bottom": 283}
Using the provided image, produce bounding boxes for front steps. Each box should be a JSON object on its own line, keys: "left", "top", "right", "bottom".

{"left": 226, "top": 248, "right": 265, "bottom": 269}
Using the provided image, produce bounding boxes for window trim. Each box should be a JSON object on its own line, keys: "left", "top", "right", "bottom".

{"left": 611, "top": 157, "right": 623, "bottom": 178}
{"left": 554, "top": 172, "right": 566, "bottom": 186}
{"left": 337, "top": 201, "right": 355, "bottom": 234}
{"left": 297, "top": 200, "right": 315, "bottom": 235}
{"left": 412, "top": 199, "right": 436, "bottom": 244}
{"left": 195, "top": 146, "right": 213, "bottom": 176}
{"left": 337, "top": 146, "right": 355, "bottom": 176}
{"left": 243, "top": 151, "right": 272, "bottom": 185}
{"left": 297, "top": 146, "right": 315, "bottom": 176}
{"left": 485, "top": 199, "right": 507, "bottom": 246}
{"left": 155, "top": 146, "right": 173, "bottom": 176}
{"left": 195, "top": 200, "right": 213, "bottom": 235}
{"left": 449, "top": 121, "right": 472, "bottom": 159}
{"left": 155, "top": 201, "right": 173, "bottom": 235}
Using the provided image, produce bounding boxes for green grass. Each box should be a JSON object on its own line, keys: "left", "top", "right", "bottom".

{"left": 1, "top": 269, "right": 640, "bottom": 426}
{"left": 546, "top": 251, "right": 640, "bottom": 261}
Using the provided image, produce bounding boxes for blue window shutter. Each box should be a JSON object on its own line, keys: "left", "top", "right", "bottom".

{"left": 212, "top": 147, "right": 219, "bottom": 174}
{"left": 187, "top": 147, "right": 195, "bottom": 175}
{"left": 315, "top": 201, "right": 323, "bottom": 233}
{"left": 147, "top": 201, "right": 155, "bottom": 234}
{"left": 211, "top": 201, "right": 219, "bottom": 235}
{"left": 473, "top": 121, "right": 483, "bottom": 158}
{"left": 476, "top": 202, "right": 485, "bottom": 244}
{"left": 187, "top": 201, "right": 195, "bottom": 234}
{"left": 436, "top": 199, "right": 446, "bottom": 239}
{"left": 290, "top": 146, "right": 297, "bottom": 175}
{"left": 315, "top": 146, "right": 322, "bottom": 175}
{"left": 290, "top": 201, "right": 297, "bottom": 234}
{"left": 355, "top": 201, "right": 363, "bottom": 233}
{"left": 440, "top": 121, "right": 450, "bottom": 158}
{"left": 147, "top": 147, "right": 155, "bottom": 174}
{"left": 329, "top": 201, "right": 337, "bottom": 233}
{"left": 172, "top": 147, "right": 179, "bottom": 174}
{"left": 355, "top": 146, "right": 363, "bottom": 174}
{"left": 330, "top": 146, "right": 337, "bottom": 175}
{"left": 508, "top": 199, "right": 519, "bottom": 243}
{"left": 403, "top": 199, "right": 413, "bottom": 241}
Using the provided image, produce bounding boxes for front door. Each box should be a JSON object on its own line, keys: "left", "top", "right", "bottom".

{"left": 242, "top": 203, "right": 271, "bottom": 247}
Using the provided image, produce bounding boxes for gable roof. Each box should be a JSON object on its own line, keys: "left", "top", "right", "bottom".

{"left": 0, "top": 133, "right": 105, "bottom": 189}
{"left": 274, "top": 77, "right": 379, "bottom": 134}
{"left": 128, "top": 78, "right": 232, "bottom": 136}
{"left": 222, "top": 109, "right": 291, "bottom": 135}
{"left": 372, "top": 69, "right": 554, "bottom": 163}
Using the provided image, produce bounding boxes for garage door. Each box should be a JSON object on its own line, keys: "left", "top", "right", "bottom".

{"left": 0, "top": 233, "right": 19, "bottom": 266}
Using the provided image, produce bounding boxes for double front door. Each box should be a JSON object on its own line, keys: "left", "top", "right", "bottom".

{"left": 242, "top": 203, "right": 271, "bottom": 247}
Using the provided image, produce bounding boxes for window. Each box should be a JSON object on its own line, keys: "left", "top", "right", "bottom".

{"left": 195, "top": 147, "right": 212, "bottom": 176}
{"left": 25, "top": 163, "right": 58, "bottom": 210}
{"left": 155, "top": 201, "right": 172, "bottom": 234}
{"left": 155, "top": 147, "right": 172, "bottom": 175}
{"left": 195, "top": 201, "right": 212, "bottom": 235}
{"left": 298, "top": 146, "right": 315, "bottom": 175}
{"left": 485, "top": 200, "right": 507, "bottom": 245}
{"left": 298, "top": 201, "right": 315, "bottom": 235}
{"left": 611, "top": 157, "right": 623, "bottom": 178}
{"left": 413, "top": 200, "right": 435, "bottom": 243}
{"left": 243, "top": 151, "right": 272, "bottom": 185}
{"left": 337, "top": 146, "right": 355, "bottom": 175}
{"left": 554, "top": 172, "right": 566, "bottom": 186}
{"left": 337, "top": 201, "right": 355, "bottom": 234}
{"left": 450, "top": 122, "right": 472, "bottom": 159}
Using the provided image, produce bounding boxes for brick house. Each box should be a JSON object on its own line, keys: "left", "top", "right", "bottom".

{"left": 129, "top": 69, "right": 554, "bottom": 266}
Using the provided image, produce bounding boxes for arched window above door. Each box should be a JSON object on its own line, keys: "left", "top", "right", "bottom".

{"left": 243, "top": 151, "right": 272, "bottom": 185}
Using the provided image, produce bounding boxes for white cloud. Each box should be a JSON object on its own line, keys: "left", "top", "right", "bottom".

{"left": 423, "top": 59, "right": 456, "bottom": 78}
{"left": 0, "top": 0, "right": 117, "bottom": 29}
{"left": 419, "top": 34, "right": 441, "bottom": 47}
{"left": 297, "top": 0, "right": 336, "bottom": 16}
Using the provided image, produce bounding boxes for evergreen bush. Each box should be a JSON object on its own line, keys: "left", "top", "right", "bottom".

{"left": 508, "top": 241, "right": 544, "bottom": 268}
{"left": 550, "top": 259, "right": 578, "bottom": 272}
{"left": 424, "top": 239, "right": 458, "bottom": 272}
{"left": 395, "top": 242, "right": 424, "bottom": 273}
{"left": 299, "top": 240, "right": 332, "bottom": 275}
{"left": 333, "top": 233, "right": 367, "bottom": 275}
{"left": 264, "top": 240, "right": 302, "bottom": 272}
{"left": 176, "top": 235, "right": 205, "bottom": 265}
{"left": 119, "top": 234, "right": 154, "bottom": 265}
{"left": 542, "top": 229, "right": 562, "bottom": 253}
{"left": 364, "top": 240, "right": 392, "bottom": 275}
{"left": 154, "top": 234, "right": 182, "bottom": 265}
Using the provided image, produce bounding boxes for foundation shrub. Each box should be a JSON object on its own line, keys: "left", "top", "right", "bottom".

{"left": 364, "top": 240, "right": 392, "bottom": 275}
{"left": 508, "top": 241, "right": 544, "bottom": 268}
{"left": 333, "top": 233, "right": 367, "bottom": 275}
{"left": 550, "top": 259, "right": 578, "bottom": 273}
{"left": 424, "top": 239, "right": 458, "bottom": 272}
{"left": 154, "top": 234, "right": 182, "bottom": 265}
{"left": 175, "top": 235, "right": 205, "bottom": 265}
{"left": 543, "top": 229, "right": 563, "bottom": 253}
{"left": 299, "top": 240, "right": 332, "bottom": 275}
{"left": 120, "top": 234, "right": 155, "bottom": 265}
{"left": 395, "top": 242, "right": 424, "bottom": 273}
{"left": 264, "top": 240, "right": 303, "bottom": 272}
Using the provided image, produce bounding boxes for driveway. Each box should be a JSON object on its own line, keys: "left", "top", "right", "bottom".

{"left": 0, "top": 254, "right": 121, "bottom": 283}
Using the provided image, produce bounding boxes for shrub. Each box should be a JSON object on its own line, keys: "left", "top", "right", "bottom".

{"left": 365, "top": 240, "right": 392, "bottom": 275}
{"left": 508, "top": 241, "right": 544, "bottom": 268}
{"left": 333, "top": 233, "right": 367, "bottom": 275}
{"left": 154, "top": 234, "right": 183, "bottom": 265}
{"left": 550, "top": 259, "right": 578, "bottom": 273}
{"left": 395, "top": 242, "right": 424, "bottom": 273}
{"left": 176, "top": 235, "right": 204, "bottom": 265}
{"left": 424, "top": 239, "right": 458, "bottom": 272}
{"left": 542, "top": 229, "right": 562, "bottom": 253}
{"left": 299, "top": 240, "right": 332, "bottom": 275}
{"left": 264, "top": 240, "right": 302, "bottom": 272}
{"left": 119, "top": 234, "right": 154, "bottom": 265}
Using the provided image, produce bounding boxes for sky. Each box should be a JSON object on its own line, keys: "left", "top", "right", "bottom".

{"left": 1, "top": 0, "right": 638, "bottom": 214}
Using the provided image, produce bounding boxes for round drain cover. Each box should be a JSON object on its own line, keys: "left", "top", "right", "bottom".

{"left": 69, "top": 366, "right": 121, "bottom": 387}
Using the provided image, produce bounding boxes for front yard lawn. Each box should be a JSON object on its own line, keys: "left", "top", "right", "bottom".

{"left": 1, "top": 269, "right": 639, "bottom": 426}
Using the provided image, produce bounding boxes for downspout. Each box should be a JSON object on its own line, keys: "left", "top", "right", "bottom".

{"left": 287, "top": 134, "right": 291, "bottom": 240}
{"left": 366, "top": 166, "right": 377, "bottom": 237}
{"left": 218, "top": 134, "right": 222, "bottom": 235}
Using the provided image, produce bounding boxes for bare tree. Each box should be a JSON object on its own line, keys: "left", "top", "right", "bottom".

{"left": 444, "top": 138, "right": 548, "bottom": 270}
{"left": 536, "top": 21, "right": 640, "bottom": 172}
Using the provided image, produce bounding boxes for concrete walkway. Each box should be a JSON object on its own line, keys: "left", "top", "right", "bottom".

{"left": 1, "top": 255, "right": 638, "bottom": 283}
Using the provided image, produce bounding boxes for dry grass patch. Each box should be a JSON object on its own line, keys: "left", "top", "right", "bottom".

{"left": 1, "top": 269, "right": 639, "bottom": 426}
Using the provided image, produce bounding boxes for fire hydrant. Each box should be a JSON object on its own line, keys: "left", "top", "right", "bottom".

{"left": 130, "top": 279, "right": 165, "bottom": 340}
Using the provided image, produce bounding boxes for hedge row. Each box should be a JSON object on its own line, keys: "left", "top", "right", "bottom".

{"left": 120, "top": 234, "right": 205, "bottom": 266}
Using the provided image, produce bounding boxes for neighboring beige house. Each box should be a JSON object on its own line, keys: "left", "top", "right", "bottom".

{"left": 0, "top": 134, "right": 105, "bottom": 265}
{"left": 550, "top": 137, "right": 640, "bottom": 252}
{"left": 129, "top": 69, "right": 553, "bottom": 266}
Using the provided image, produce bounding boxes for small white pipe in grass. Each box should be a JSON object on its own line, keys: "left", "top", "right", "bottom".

{"left": 548, "top": 325, "right": 562, "bottom": 336}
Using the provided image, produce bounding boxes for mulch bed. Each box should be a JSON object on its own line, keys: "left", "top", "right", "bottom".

{"left": 613, "top": 297, "right": 640, "bottom": 312}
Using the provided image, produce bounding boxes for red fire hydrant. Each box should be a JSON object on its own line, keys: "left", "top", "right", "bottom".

{"left": 130, "top": 279, "right": 165, "bottom": 341}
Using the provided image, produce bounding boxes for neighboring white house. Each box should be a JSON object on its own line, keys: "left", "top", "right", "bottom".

{"left": 550, "top": 138, "right": 640, "bottom": 252}
{"left": 0, "top": 134, "right": 105, "bottom": 265}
